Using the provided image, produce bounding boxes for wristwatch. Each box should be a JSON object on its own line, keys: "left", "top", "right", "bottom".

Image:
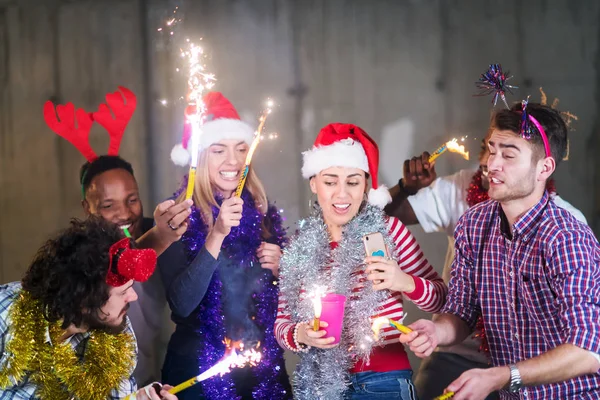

{"left": 508, "top": 364, "right": 523, "bottom": 393}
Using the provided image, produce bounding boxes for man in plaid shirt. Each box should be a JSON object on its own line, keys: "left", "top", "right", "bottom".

{"left": 401, "top": 102, "right": 600, "bottom": 399}
{"left": 0, "top": 218, "right": 177, "bottom": 400}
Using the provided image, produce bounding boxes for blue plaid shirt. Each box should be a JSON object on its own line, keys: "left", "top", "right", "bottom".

{"left": 443, "top": 191, "right": 600, "bottom": 399}
{"left": 0, "top": 283, "right": 138, "bottom": 399}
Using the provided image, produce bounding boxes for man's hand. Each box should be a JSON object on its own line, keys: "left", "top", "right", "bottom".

{"left": 399, "top": 319, "right": 439, "bottom": 358}
{"left": 444, "top": 366, "right": 509, "bottom": 400}
{"left": 402, "top": 151, "right": 437, "bottom": 194}
{"left": 136, "top": 383, "right": 179, "bottom": 400}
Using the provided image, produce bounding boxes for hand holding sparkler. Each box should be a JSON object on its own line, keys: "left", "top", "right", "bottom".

{"left": 131, "top": 384, "right": 178, "bottom": 400}
{"left": 213, "top": 197, "right": 244, "bottom": 237}
{"left": 296, "top": 321, "right": 337, "bottom": 349}
{"left": 400, "top": 151, "right": 437, "bottom": 195}
{"left": 398, "top": 319, "right": 439, "bottom": 358}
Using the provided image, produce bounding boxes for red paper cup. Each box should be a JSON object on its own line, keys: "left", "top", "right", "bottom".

{"left": 320, "top": 293, "right": 347, "bottom": 344}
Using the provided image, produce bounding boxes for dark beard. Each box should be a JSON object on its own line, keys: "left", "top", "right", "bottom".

{"left": 81, "top": 303, "right": 129, "bottom": 335}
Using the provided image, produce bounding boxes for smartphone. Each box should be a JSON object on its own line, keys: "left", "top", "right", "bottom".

{"left": 362, "top": 232, "right": 389, "bottom": 258}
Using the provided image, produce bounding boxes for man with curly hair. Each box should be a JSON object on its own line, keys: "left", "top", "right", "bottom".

{"left": 0, "top": 217, "right": 178, "bottom": 400}
{"left": 80, "top": 155, "right": 192, "bottom": 387}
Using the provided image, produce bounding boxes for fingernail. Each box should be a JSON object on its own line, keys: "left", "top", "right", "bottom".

{"left": 185, "top": 199, "right": 193, "bottom": 205}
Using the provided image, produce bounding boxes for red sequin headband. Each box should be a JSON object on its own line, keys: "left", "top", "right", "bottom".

{"left": 106, "top": 238, "right": 157, "bottom": 287}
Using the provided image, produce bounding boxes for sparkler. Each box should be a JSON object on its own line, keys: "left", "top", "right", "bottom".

{"left": 428, "top": 137, "right": 470, "bottom": 163}
{"left": 371, "top": 317, "right": 412, "bottom": 340}
{"left": 155, "top": 6, "right": 215, "bottom": 199}
{"left": 168, "top": 344, "right": 261, "bottom": 394}
{"left": 433, "top": 392, "right": 455, "bottom": 399}
{"left": 234, "top": 98, "right": 274, "bottom": 197}
{"left": 311, "top": 286, "right": 326, "bottom": 331}
{"left": 124, "top": 340, "right": 261, "bottom": 398}
{"left": 182, "top": 43, "right": 216, "bottom": 200}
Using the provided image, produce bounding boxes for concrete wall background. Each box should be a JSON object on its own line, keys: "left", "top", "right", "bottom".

{"left": 1, "top": 0, "right": 599, "bottom": 377}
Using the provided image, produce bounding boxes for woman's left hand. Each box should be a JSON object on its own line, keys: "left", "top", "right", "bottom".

{"left": 257, "top": 242, "right": 282, "bottom": 277}
{"left": 365, "top": 255, "right": 416, "bottom": 293}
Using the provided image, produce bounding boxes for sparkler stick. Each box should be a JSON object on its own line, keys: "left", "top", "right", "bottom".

{"left": 433, "top": 391, "right": 455, "bottom": 399}
{"left": 313, "top": 297, "right": 322, "bottom": 331}
{"left": 234, "top": 99, "right": 274, "bottom": 197}
{"left": 428, "top": 137, "right": 470, "bottom": 163}
{"left": 311, "top": 286, "right": 326, "bottom": 331}
{"left": 388, "top": 319, "right": 413, "bottom": 334}
{"left": 168, "top": 347, "right": 261, "bottom": 394}
{"left": 182, "top": 43, "right": 216, "bottom": 200}
{"left": 372, "top": 317, "right": 412, "bottom": 340}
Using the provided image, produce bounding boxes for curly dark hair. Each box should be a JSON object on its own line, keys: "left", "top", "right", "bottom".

{"left": 21, "top": 217, "right": 125, "bottom": 329}
{"left": 80, "top": 155, "right": 135, "bottom": 195}
{"left": 491, "top": 102, "right": 568, "bottom": 166}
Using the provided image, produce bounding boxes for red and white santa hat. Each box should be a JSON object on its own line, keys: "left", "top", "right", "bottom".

{"left": 302, "top": 123, "right": 391, "bottom": 208}
{"left": 171, "top": 92, "right": 255, "bottom": 166}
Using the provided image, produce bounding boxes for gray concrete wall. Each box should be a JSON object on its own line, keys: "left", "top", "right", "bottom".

{"left": 1, "top": 0, "right": 599, "bottom": 378}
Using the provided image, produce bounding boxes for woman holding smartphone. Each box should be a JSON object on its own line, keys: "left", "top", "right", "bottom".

{"left": 274, "top": 123, "right": 447, "bottom": 400}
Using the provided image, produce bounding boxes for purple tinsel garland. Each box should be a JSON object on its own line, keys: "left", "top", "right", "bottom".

{"left": 176, "top": 183, "right": 290, "bottom": 400}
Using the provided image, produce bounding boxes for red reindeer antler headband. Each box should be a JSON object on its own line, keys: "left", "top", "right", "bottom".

{"left": 43, "top": 86, "right": 136, "bottom": 161}
{"left": 107, "top": 238, "right": 156, "bottom": 287}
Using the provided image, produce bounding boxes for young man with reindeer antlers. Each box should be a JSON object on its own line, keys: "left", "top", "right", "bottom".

{"left": 43, "top": 87, "right": 192, "bottom": 387}
{"left": 0, "top": 217, "right": 179, "bottom": 400}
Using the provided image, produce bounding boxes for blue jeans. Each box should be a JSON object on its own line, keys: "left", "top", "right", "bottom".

{"left": 345, "top": 370, "right": 418, "bottom": 400}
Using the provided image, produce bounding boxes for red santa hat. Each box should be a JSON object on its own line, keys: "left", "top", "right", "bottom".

{"left": 171, "top": 92, "right": 255, "bottom": 166}
{"left": 302, "top": 123, "right": 391, "bottom": 208}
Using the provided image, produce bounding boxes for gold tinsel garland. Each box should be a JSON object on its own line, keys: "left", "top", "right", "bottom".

{"left": 0, "top": 291, "right": 136, "bottom": 400}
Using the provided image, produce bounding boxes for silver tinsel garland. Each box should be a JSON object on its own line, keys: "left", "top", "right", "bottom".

{"left": 278, "top": 204, "right": 396, "bottom": 400}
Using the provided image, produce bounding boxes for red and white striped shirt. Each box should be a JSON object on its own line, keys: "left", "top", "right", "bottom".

{"left": 275, "top": 216, "right": 447, "bottom": 373}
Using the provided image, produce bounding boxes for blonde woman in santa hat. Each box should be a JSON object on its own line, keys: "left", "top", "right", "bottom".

{"left": 274, "top": 123, "right": 447, "bottom": 400}
{"left": 158, "top": 92, "right": 291, "bottom": 400}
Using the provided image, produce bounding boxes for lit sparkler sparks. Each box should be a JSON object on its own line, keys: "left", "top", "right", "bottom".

{"left": 233, "top": 98, "right": 275, "bottom": 197}
{"left": 168, "top": 339, "right": 261, "bottom": 394}
{"left": 310, "top": 286, "right": 327, "bottom": 331}
{"left": 182, "top": 42, "right": 216, "bottom": 200}
{"left": 428, "top": 136, "right": 470, "bottom": 163}
{"left": 371, "top": 316, "right": 412, "bottom": 340}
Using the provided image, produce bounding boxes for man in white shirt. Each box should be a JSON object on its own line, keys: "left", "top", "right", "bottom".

{"left": 384, "top": 140, "right": 587, "bottom": 400}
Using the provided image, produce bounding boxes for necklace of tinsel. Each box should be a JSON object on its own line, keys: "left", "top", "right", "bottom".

{"left": 0, "top": 291, "right": 135, "bottom": 400}
{"left": 177, "top": 184, "right": 290, "bottom": 400}
{"left": 466, "top": 169, "right": 556, "bottom": 358}
{"left": 278, "top": 203, "right": 393, "bottom": 400}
